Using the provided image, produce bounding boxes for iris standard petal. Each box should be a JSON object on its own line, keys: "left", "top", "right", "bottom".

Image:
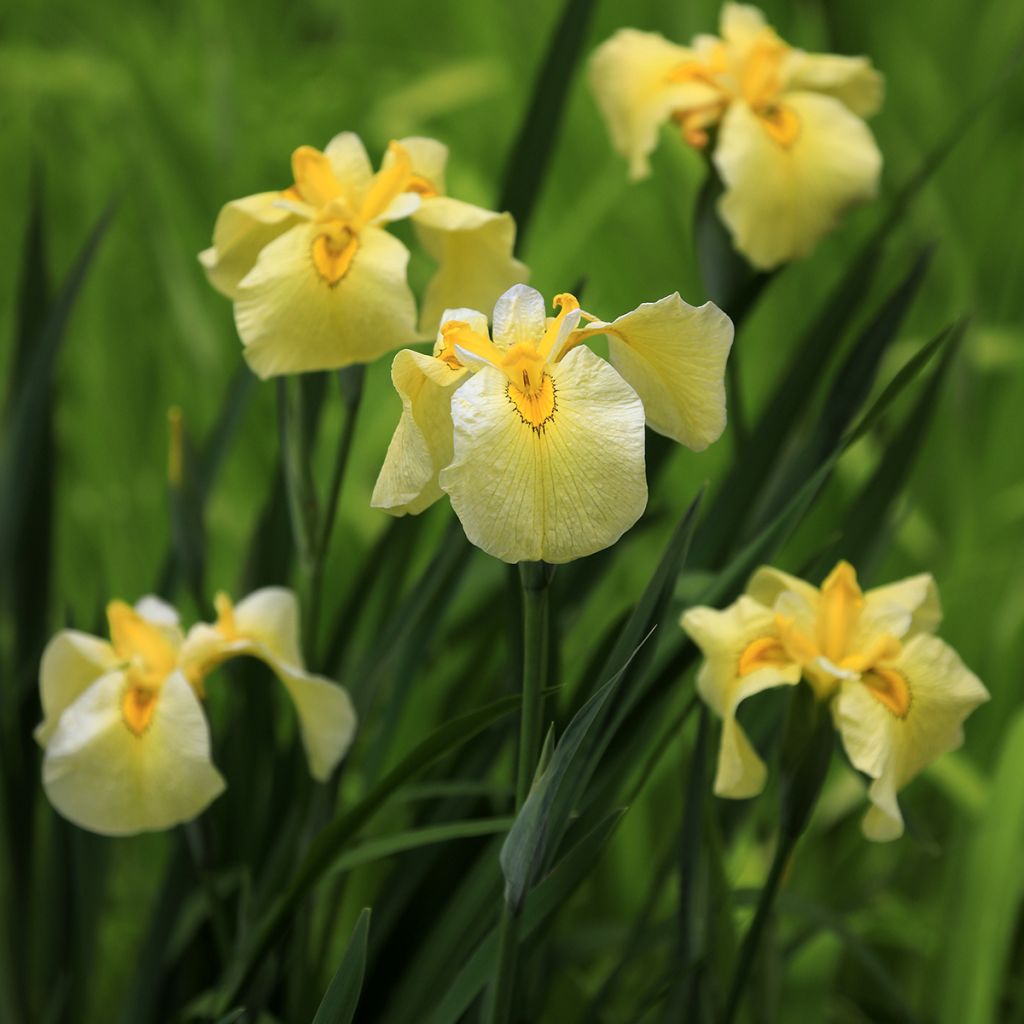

{"left": 598, "top": 293, "right": 733, "bottom": 450}
{"left": 682, "top": 596, "right": 801, "bottom": 798}
{"left": 860, "top": 574, "right": 941, "bottom": 642}
{"left": 588, "top": 28, "right": 720, "bottom": 180}
{"left": 491, "top": 284, "right": 548, "bottom": 350}
{"left": 42, "top": 670, "right": 225, "bottom": 836}
{"left": 372, "top": 348, "right": 470, "bottom": 515}
{"left": 783, "top": 51, "right": 885, "bottom": 119}
{"left": 199, "top": 192, "right": 299, "bottom": 300}
{"left": 714, "top": 91, "right": 882, "bottom": 270}
{"left": 234, "top": 222, "right": 419, "bottom": 377}
{"left": 35, "top": 631, "right": 120, "bottom": 746}
{"left": 323, "top": 132, "right": 375, "bottom": 204}
{"left": 833, "top": 633, "right": 989, "bottom": 841}
{"left": 439, "top": 346, "right": 647, "bottom": 564}
{"left": 412, "top": 197, "right": 529, "bottom": 336}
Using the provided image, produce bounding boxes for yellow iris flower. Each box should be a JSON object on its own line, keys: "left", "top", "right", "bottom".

{"left": 589, "top": 3, "right": 884, "bottom": 269}
{"left": 682, "top": 562, "right": 988, "bottom": 840}
{"left": 372, "top": 283, "right": 733, "bottom": 564}
{"left": 35, "top": 588, "right": 356, "bottom": 836}
{"left": 200, "top": 133, "right": 527, "bottom": 378}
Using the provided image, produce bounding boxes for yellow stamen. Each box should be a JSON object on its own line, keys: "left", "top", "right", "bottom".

{"left": 507, "top": 373, "right": 556, "bottom": 431}
{"left": 863, "top": 667, "right": 912, "bottom": 719}
{"left": 312, "top": 220, "right": 359, "bottom": 285}
{"left": 818, "top": 561, "right": 863, "bottom": 663}
{"left": 738, "top": 635, "right": 790, "bottom": 676}
{"left": 439, "top": 320, "right": 503, "bottom": 368}
{"left": 774, "top": 613, "right": 819, "bottom": 666}
{"left": 122, "top": 685, "right": 159, "bottom": 736}
{"left": 840, "top": 633, "right": 902, "bottom": 675}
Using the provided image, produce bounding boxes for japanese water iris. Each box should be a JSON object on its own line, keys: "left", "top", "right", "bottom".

{"left": 372, "top": 283, "right": 733, "bottom": 564}
{"left": 35, "top": 589, "right": 355, "bottom": 836}
{"left": 682, "top": 562, "right": 988, "bottom": 840}
{"left": 589, "top": 3, "right": 884, "bottom": 269}
{"left": 201, "top": 133, "right": 527, "bottom": 378}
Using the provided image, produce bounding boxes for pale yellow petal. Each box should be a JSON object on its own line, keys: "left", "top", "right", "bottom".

{"left": 42, "top": 671, "right": 225, "bottom": 836}
{"left": 596, "top": 293, "right": 733, "bottom": 450}
{"left": 783, "top": 51, "right": 884, "bottom": 118}
{"left": 833, "top": 634, "right": 989, "bottom": 841}
{"left": 720, "top": 3, "right": 769, "bottom": 49}
{"left": 682, "top": 597, "right": 800, "bottom": 797}
{"left": 713, "top": 91, "right": 882, "bottom": 270}
{"left": 861, "top": 574, "right": 941, "bottom": 642}
{"left": 588, "top": 28, "right": 721, "bottom": 180}
{"left": 741, "top": 565, "right": 819, "bottom": 610}
{"left": 36, "top": 631, "right": 120, "bottom": 746}
{"left": 439, "top": 346, "right": 647, "bottom": 564}
{"left": 371, "top": 348, "right": 470, "bottom": 516}
{"left": 235, "top": 223, "right": 419, "bottom": 378}
{"left": 413, "top": 198, "right": 529, "bottom": 335}
{"left": 232, "top": 588, "right": 357, "bottom": 780}
{"left": 323, "top": 132, "right": 375, "bottom": 205}
{"left": 200, "top": 192, "right": 298, "bottom": 300}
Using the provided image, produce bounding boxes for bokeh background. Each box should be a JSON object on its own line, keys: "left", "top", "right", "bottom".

{"left": 2, "top": 0, "right": 1023, "bottom": 1020}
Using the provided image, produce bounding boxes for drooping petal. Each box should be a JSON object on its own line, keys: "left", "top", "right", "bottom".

{"left": 412, "top": 198, "right": 529, "bottom": 335}
{"left": 372, "top": 348, "right": 471, "bottom": 515}
{"left": 783, "top": 51, "right": 884, "bottom": 118}
{"left": 713, "top": 91, "right": 882, "bottom": 270}
{"left": 588, "top": 29, "right": 721, "bottom": 179}
{"left": 833, "top": 634, "right": 989, "bottom": 841}
{"left": 41, "top": 671, "right": 225, "bottom": 836}
{"left": 491, "top": 284, "right": 548, "bottom": 349}
{"left": 234, "top": 222, "right": 419, "bottom": 378}
{"left": 199, "top": 192, "right": 299, "bottom": 300}
{"left": 594, "top": 293, "right": 733, "bottom": 450}
{"left": 439, "top": 346, "right": 647, "bottom": 564}
{"left": 682, "top": 597, "right": 801, "bottom": 797}
{"left": 35, "top": 631, "right": 120, "bottom": 746}
{"left": 230, "top": 589, "right": 357, "bottom": 780}
{"left": 860, "top": 574, "right": 941, "bottom": 643}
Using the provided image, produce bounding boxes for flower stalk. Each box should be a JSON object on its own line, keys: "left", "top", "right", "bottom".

{"left": 489, "top": 560, "right": 553, "bottom": 1024}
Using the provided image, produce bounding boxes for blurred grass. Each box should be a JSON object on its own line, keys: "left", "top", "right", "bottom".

{"left": 2, "top": 0, "right": 1023, "bottom": 1020}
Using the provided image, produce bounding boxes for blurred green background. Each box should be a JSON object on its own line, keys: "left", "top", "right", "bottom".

{"left": 2, "top": 0, "right": 1024, "bottom": 1020}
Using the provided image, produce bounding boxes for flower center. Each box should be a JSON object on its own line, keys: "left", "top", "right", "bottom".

{"left": 736, "top": 563, "right": 912, "bottom": 715}
{"left": 507, "top": 373, "right": 557, "bottom": 431}
{"left": 122, "top": 685, "right": 158, "bottom": 736}
{"left": 666, "top": 32, "right": 800, "bottom": 149}
{"left": 107, "top": 601, "right": 181, "bottom": 736}
{"left": 312, "top": 219, "right": 358, "bottom": 285}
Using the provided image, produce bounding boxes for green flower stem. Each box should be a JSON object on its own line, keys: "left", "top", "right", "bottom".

{"left": 489, "top": 560, "right": 553, "bottom": 1024}
{"left": 308, "top": 366, "right": 365, "bottom": 667}
{"left": 723, "top": 684, "right": 833, "bottom": 1024}
{"left": 727, "top": 347, "right": 748, "bottom": 451}
{"left": 183, "top": 819, "right": 230, "bottom": 963}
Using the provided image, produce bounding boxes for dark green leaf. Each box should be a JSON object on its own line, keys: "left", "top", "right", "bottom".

{"left": 212, "top": 692, "right": 522, "bottom": 1012}
{"left": 428, "top": 808, "right": 626, "bottom": 1024}
{"left": 498, "top": 0, "right": 597, "bottom": 247}
{"left": 312, "top": 908, "right": 371, "bottom": 1024}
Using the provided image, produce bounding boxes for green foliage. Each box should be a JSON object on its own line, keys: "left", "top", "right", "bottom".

{"left": 1, "top": 0, "right": 1022, "bottom": 1022}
